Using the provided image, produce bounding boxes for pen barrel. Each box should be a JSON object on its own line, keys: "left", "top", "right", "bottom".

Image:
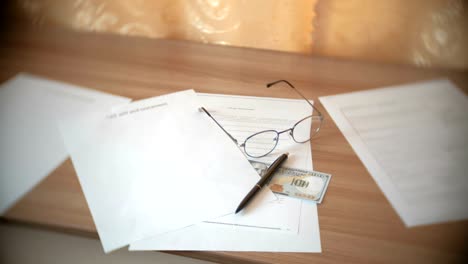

{"left": 257, "top": 154, "right": 288, "bottom": 186}
{"left": 236, "top": 153, "right": 288, "bottom": 214}
{"left": 235, "top": 185, "right": 261, "bottom": 213}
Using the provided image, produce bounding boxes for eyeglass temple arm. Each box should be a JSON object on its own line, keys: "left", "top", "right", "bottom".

{"left": 199, "top": 107, "right": 239, "bottom": 145}
{"left": 266, "top": 80, "right": 323, "bottom": 118}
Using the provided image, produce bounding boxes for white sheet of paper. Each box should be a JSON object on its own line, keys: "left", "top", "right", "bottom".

{"left": 130, "top": 94, "right": 321, "bottom": 252}
{"left": 0, "top": 73, "right": 130, "bottom": 214}
{"left": 320, "top": 79, "right": 468, "bottom": 227}
{"left": 60, "top": 90, "right": 275, "bottom": 253}
{"left": 194, "top": 93, "right": 316, "bottom": 232}
{"left": 130, "top": 201, "right": 320, "bottom": 252}
{"left": 207, "top": 194, "right": 301, "bottom": 233}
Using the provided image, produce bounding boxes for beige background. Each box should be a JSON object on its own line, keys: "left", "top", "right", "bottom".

{"left": 11, "top": 0, "right": 468, "bottom": 69}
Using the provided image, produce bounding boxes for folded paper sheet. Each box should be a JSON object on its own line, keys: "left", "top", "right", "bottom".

{"left": 0, "top": 73, "right": 130, "bottom": 214}
{"left": 60, "top": 90, "right": 275, "bottom": 252}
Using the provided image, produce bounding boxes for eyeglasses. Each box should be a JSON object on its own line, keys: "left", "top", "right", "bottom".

{"left": 201, "top": 80, "right": 323, "bottom": 158}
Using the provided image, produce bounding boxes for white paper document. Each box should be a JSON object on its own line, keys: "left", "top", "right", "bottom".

{"left": 130, "top": 200, "right": 320, "bottom": 252}
{"left": 60, "top": 90, "right": 274, "bottom": 253}
{"left": 320, "top": 79, "right": 468, "bottom": 227}
{"left": 206, "top": 194, "right": 301, "bottom": 233}
{"left": 0, "top": 73, "right": 130, "bottom": 214}
{"left": 130, "top": 93, "right": 321, "bottom": 252}
{"left": 196, "top": 93, "right": 317, "bottom": 233}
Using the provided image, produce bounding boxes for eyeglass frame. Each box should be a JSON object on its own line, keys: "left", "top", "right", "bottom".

{"left": 200, "top": 80, "right": 324, "bottom": 158}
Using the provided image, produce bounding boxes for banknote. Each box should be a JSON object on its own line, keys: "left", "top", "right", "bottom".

{"left": 249, "top": 160, "right": 331, "bottom": 203}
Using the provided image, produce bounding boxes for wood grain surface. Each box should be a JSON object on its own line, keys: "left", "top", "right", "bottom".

{"left": 1, "top": 25, "right": 467, "bottom": 264}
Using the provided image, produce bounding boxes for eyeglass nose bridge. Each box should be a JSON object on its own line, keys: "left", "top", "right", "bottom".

{"left": 278, "top": 128, "right": 293, "bottom": 135}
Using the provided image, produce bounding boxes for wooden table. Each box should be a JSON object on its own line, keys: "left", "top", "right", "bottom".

{"left": 1, "top": 25, "right": 467, "bottom": 264}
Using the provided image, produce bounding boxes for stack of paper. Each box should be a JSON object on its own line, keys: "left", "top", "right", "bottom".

{"left": 0, "top": 74, "right": 322, "bottom": 253}
{"left": 59, "top": 90, "right": 279, "bottom": 252}
{"left": 129, "top": 94, "right": 322, "bottom": 252}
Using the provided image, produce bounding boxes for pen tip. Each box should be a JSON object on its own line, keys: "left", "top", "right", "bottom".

{"left": 235, "top": 208, "right": 241, "bottom": 214}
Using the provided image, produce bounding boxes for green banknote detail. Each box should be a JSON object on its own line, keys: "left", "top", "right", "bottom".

{"left": 249, "top": 160, "right": 331, "bottom": 203}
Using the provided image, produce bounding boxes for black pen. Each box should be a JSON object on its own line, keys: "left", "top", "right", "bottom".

{"left": 235, "top": 152, "right": 289, "bottom": 214}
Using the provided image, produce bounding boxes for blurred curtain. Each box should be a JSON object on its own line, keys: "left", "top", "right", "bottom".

{"left": 315, "top": 0, "right": 468, "bottom": 69}
{"left": 14, "top": 0, "right": 316, "bottom": 53}
{"left": 11, "top": 0, "right": 468, "bottom": 69}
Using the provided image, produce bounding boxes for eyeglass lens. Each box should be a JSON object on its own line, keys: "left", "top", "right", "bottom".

{"left": 243, "top": 130, "right": 279, "bottom": 158}
{"left": 243, "top": 116, "right": 322, "bottom": 157}
{"left": 292, "top": 116, "right": 312, "bottom": 143}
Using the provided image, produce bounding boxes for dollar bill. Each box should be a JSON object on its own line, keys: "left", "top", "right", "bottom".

{"left": 249, "top": 160, "right": 331, "bottom": 203}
